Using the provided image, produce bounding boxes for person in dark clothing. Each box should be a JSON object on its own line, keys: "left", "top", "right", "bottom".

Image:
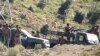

{"left": 2, "top": 24, "right": 11, "bottom": 47}
{"left": 10, "top": 28, "right": 16, "bottom": 47}
{"left": 35, "top": 31, "right": 41, "bottom": 37}
{"left": 14, "top": 25, "right": 21, "bottom": 45}
{"left": 58, "top": 35, "right": 66, "bottom": 45}
{"left": 0, "top": 24, "right": 3, "bottom": 42}
{"left": 64, "top": 23, "right": 71, "bottom": 43}
{"left": 31, "top": 31, "right": 35, "bottom": 37}
{"left": 40, "top": 24, "right": 49, "bottom": 39}
{"left": 92, "top": 25, "right": 99, "bottom": 38}
{"left": 88, "top": 24, "right": 99, "bottom": 38}
{"left": 70, "top": 27, "right": 76, "bottom": 42}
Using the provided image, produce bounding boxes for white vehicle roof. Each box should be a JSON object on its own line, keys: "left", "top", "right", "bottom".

{"left": 86, "top": 33, "right": 98, "bottom": 41}
{"left": 21, "top": 29, "right": 33, "bottom": 37}
{"left": 84, "top": 32, "right": 99, "bottom": 44}
{"left": 21, "top": 29, "right": 49, "bottom": 41}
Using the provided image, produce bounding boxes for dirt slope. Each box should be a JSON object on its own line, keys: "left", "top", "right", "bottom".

{"left": 20, "top": 44, "right": 99, "bottom": 56}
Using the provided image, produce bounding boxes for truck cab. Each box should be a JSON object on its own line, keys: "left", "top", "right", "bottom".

{"left": 75, "top": 32, "right": 99, "bottom": 45}
{"left": 20, "top": 29, "right": 50, "bottom": 48}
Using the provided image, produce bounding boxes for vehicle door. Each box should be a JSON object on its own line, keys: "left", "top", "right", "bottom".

{"left": 75, "top": 33, "right": 88, "bottom": 44}
{"left": 20, "top": 33, "right": 28, "bottom": 46}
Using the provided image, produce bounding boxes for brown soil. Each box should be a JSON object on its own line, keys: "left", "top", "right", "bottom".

{"left": 20, "top": 44, "right": 99, "bottom": 56}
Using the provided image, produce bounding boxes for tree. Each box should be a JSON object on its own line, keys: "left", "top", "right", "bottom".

{"left": 57, "top": 0, "right": 72, "bottom": 23}
{"left": 37, "top": 0, "right": 47, "bottom": 10}
{"left": 88, "top": 2, "right": 100, "bottom": 24}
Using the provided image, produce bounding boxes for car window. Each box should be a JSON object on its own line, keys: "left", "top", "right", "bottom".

{"left": 79, "top": 36, "right": 84, "bottom": 41}
{"left": 22, "top": 33, "right": 27, "bottom": 37}
{"left": 20, "top": 33, "right": 27, "bottom": 38}
{"left": 78, "top": 34, "right": 86, "bottom": 42}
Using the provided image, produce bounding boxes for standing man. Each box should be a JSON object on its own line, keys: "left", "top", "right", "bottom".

{"left": 2, "top": 24, "right": 11, "bottom": 47}
{"left": 35, "top": 31, "right": 41, "bottom": 37}
{"left": 0, "top": 24, "right": 3, "bottom": 42}
{"left": 14, "top": 25, "right": 21, "bottom": 45}
{"left": 40, "top": 23, "right": 49, "bottom": 39}
{"left": 64, "top": 23, "right": 71, "bottom": 43}
{"left": 31, "top": 31, "right": 35, "bottom": 37}
{"left": 92, "top": 25, "right": 99, "bottom": 38}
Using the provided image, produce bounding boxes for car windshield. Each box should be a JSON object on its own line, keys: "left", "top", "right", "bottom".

{"left": 21, "top": 29, "right": 33, "bottom": 37}
{"left": 79, "top": 34, "right": 86, "bottom": 42}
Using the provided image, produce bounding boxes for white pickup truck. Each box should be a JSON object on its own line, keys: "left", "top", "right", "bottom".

{"left": 0, "top": 29, "right": 50, "bottom": 48}
{"left": 20, "top": 29, "right": 50, "bottom": 48}
{"left": 75, "top": 32, "right": 99, "bottom": 45}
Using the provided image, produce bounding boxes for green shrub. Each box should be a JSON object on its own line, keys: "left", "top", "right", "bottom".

{"left": 44, "top": 52, "right": 49, "bottom": 56}
{"left": 20, "top": 14, "right": 26, "bottom": 19}
{"left": 34, "top": 44, "right": 42, "bottom": 50}
{"left": 28, "top": 5, "right": 34, "bottom": 12}
{"left": 81, "top": 51, "right": 89, "bottom": 56}
{"left": 7, "top": 45, "right": 25, "bottom": 56}
{"left": 14, "top": 45, "right": 25, "bottom": 52}
{"left": 95, "top": 47, "right": 100, "bottom": 56}
{"left": 7, "top": 48, "right": 19, "bottom": 56}
{"left": 37, "top": 0, "right": 46, "bottom": 10}
{"left": 0, "top": 42, "right": 7, "bottom": 52}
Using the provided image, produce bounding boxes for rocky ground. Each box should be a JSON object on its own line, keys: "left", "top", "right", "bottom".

{"left": 19, "top": 44, "right": 99, "bottom": 56}
{"left": 0, "top": 44, "right": 100, "bottom": 56}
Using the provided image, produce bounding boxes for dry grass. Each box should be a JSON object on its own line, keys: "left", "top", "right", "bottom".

{"left": 0, "top": 42, "right": 7, "bottom": 52}
{"left": 95, "top": 47, "right": 100, "bottom": 56}
{"left": 7, "top": 44, "right": 25, "bottom": 56}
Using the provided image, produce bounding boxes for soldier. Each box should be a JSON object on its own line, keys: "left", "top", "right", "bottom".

{"left": 92, "top": 25, "right": 99, "bottom": 38}
{"left": 31, "top": 31, "right": 35, "bottom": 37}
{"left": 0, "top": 24, "right": 3, "bottom": 42}
{"left": 40, "top": 24, "right": 49, "bottom": 39}
{"left": 2, "top": 24, "right": 11, "bottom": 47}
{"left": 35, "top": 31, "right": 41, "bottom": 37}
{"left": 64, "top": 23, "right": 71, "bottom": 43}
{"left": 58, "top": 35, "right": 65, "bottom": 45}
{"left": 14, "top": 25, "right": 21, "bottom": 45}
{"left": 70, "top": 27, "right": 75, "bottom": 43}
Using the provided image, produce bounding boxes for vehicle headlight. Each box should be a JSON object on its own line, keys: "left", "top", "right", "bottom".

{"left": 43, "top": 41, "right": 50, "bottom": 48}
{"left": 43, "top": 41, "right": 49, "bottom": 44}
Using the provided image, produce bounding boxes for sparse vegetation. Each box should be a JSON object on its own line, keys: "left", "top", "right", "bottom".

{"left": 0, "top": 43, "right": 98, "bottom": 56}
{"left": 14, "top": 45, "right": 25, "bottom": 52}
{"left": 0, "top": 0, "right": 100, "bottom": 56}
{"left": 0, "top": 0, "right": 99, "bottom": 31}
{"left": 81, "top": 51, "right": 89, "bottom": 56}
{"left": 7, "top": 45, "right": 25, "bottom": 56}
{"left": 7, "top": 48, "right": 19, "bottom": 56}
{"left": 95, "top": 47, "right": 100, "bottom": 56}
{"left": 34, "top": 44, "right": 42, "bottom": 50}
{"left": 44, "top": 52, "right": 49, "bottom": 56}
{"left": 0, "top": 42, "right": 7, "bottom": 52}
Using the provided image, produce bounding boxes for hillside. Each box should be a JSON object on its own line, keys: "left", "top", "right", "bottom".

{"left": 0, "top": 0, "right": 100, "bottom": 32}
{"left": 0, "top": 44, "right": 100, "bottom": 56}
{"left": 20, "top": 44, "right": 98, "bottom": 56}
{"left": 0, "top": 0, "right": 100, "bottom": 56}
